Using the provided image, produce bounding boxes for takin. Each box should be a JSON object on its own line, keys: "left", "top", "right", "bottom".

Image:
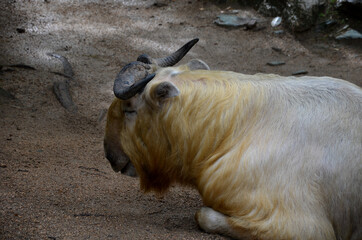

{"left": 104, "top": 39, "right": 362, "bottom": 240}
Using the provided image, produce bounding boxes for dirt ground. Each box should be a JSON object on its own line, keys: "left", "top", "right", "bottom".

{"left": 0, "top": 1, "right": 361, "bottom": 239}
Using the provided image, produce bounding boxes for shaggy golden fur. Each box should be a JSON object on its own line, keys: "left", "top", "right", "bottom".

{"left": 106, "top": 65, "right": 361, "bottom": 240}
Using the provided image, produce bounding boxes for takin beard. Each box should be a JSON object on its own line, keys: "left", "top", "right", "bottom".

{"left": 119, "top": 112, "right": 185, "bottom": 194}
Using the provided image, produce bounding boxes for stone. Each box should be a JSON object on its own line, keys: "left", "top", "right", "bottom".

{"left": 16, "top": 28, "right": 25, "bottom": 33}
{"left": 273, "top": 30, "right": 285, "bottom": 34}
{"left": 283, "top": 0, "right": 327, "bottom": 32}
{"left": 267, "top": 61, "right": 286, "bottom": 66}
{"left": 257, "top": 0, "right": 327, "bottom": 31}
{"left": 292, "top": 70, "right": 308, "bottom": 75}
{"left": 271, "top": 17, "right": 282, "bottom": 27}
{"left": 214, "top": 15, "right": 257, "bottom": 29}
{"left": 335, "top": 29, "right": 362, "bottom": 39}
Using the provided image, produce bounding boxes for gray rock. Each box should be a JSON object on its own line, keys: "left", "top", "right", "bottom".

{"left": 267, "top": 61, "right": 286, "bottom": 66}
{"left": 152, "top": 0, "right": 169, "bottom": 7}
{"left": 292, "top": 70, "right": 308, "bottom": 75}
{"left": 271, "top": 47, "right": 284, "bottom": 53}
{"left": 283, "top": 0, "right": 327, "bottom": 32}
{"left": 271, "top": 17, "right": 282, "bottom": 27}
{"left": 336, "top": 29, "right": 362, "bottom": 39}
{"left": 273, "top": 30, "right": 285, "bottom": 34}
{"left": 214, "top": 15, "right": 257, "bottom": 29}
{"left": 47, "top": 53, "right": 74, "bottom": 79}
{"left": 257, "top": 0, "right": 327, "bottom": 31}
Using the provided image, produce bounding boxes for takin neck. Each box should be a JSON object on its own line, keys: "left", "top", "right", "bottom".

{"left": 125, "top": 76, "right": 268, "bottom": 194}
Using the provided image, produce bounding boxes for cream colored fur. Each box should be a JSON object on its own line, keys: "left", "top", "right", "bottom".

{"left": 106, "top": 64, "right": 362, "bottom": 240}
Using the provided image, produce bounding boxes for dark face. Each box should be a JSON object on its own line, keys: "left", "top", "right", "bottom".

{"left": 103, "top": 99, "right": 137, "bottom": 177}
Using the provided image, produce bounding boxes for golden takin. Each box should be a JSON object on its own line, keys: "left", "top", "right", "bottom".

{"left": 104, "top": 39, "right": 361, "bottom": 240}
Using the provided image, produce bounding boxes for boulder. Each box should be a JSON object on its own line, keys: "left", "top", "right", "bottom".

{"left": 335, "top": 29, "right": 362, "bottom": 40}
{"left": 258, "top": 0, "right": 326, "bottom": 31}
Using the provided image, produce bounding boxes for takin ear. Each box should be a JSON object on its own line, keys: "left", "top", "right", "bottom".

{"left": 153, "top": 81, "right": 180, "bottom": 102}
{"left": 186, "top": 59, "right": 210, "bottom": 70}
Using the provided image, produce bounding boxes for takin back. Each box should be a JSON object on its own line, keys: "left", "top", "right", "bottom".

{"left": 104, "top": 39, "right": 362, "bottom": 240}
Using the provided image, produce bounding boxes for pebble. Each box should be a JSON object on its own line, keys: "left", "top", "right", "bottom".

{"left": 267, "top": 61, "right": 285, "bottom": 66}
{"left": 292, "top": 70, "right": 308, "bottom": 75}
{"left": 271, "top": 17, "right": 282, "bottom": 27}
{"left": 273, "top": 30, "right": 285, "bottom": 35}
{"left": 16, "top": 28, "right": 25, "bottom": 33}
{"left": 271, "top": 47, "right": 283, "bottom": 53}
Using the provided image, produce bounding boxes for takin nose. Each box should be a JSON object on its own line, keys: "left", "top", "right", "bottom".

{"left": 104, "top": 142, "right": 137, "bottom": 177}
{"left": 105, "top": 151, "right": 123, "bottom": 172}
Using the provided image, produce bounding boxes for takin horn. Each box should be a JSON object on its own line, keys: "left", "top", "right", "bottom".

{"left": 113, "top": 38, "right": 199, "bottom": 100}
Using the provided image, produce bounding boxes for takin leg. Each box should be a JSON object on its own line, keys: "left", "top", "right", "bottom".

{"left": 195, "top": 206, "right": 336, "bottom": 240}
{"left": 195, "top": 207, "right": 241, "bottom": 239}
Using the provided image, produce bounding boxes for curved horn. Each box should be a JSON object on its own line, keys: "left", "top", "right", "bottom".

{"left": 114, "top": 73, "right": 155, "bottom": 100}
{"left": 114, "top": 39, "right": 199, "bottom": 100}
{"left": 155, "top": 38, "right": 199, "bottom": 67}
{"left": 113, "top": 62, "right": 155, "bottom": 100}
{"left": 136, "top": 38, "right": 199, "bottom": 67}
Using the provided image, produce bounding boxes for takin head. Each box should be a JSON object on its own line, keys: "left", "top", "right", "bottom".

{"left": 104, "top": 38, "right": 208, "bottom": 177}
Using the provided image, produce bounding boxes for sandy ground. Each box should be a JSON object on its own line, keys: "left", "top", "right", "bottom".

{"left": 0, "top": 1, "right": 361, "bottom": 239}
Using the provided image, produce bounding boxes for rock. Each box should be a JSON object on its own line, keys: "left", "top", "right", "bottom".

{"left": 53, "top": 80, "right": 77, "bottom": 113}
{"left": 47, "top": 53, "right": 74, "bottom": 79}
{"left": 283, "top": 0, "right": 327, "bottom": 32}
{"left": 257, "top": 0, "right": 327, "bottom": 31}
{"left": 9, "top": 64, "right": 36, "bottom": 70}
{"left": 267, "top": 61, "right": 286, "bottom": 66}
{"left": 271, "top": 47, "right": 283, "bottom": 53}
{"left": 214, "top": 14, "right": 257, "bottom": 29}
{"left": 292, "top": 70, "right": 308, "bottom": 75}
{"left": 273, "top": 30, "right": 285, "bottom": 34}
{"left": 335, "top": 29, "right": 362, "bottom": 39}
{"left": 16, "top": 28, "right": 25, "bottom": 33}
{"left": 48, "top": 52, "right": 77, "bottom": 113}
{"left": 271, "top": 17, "right": 282, "bottom": 27}
{"left": 153, "top": 1, "right": 168, "bottom": 8}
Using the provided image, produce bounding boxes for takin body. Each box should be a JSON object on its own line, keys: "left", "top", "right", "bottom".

{"left": 104, "top": 60, "right": 362, "bottom": 239}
